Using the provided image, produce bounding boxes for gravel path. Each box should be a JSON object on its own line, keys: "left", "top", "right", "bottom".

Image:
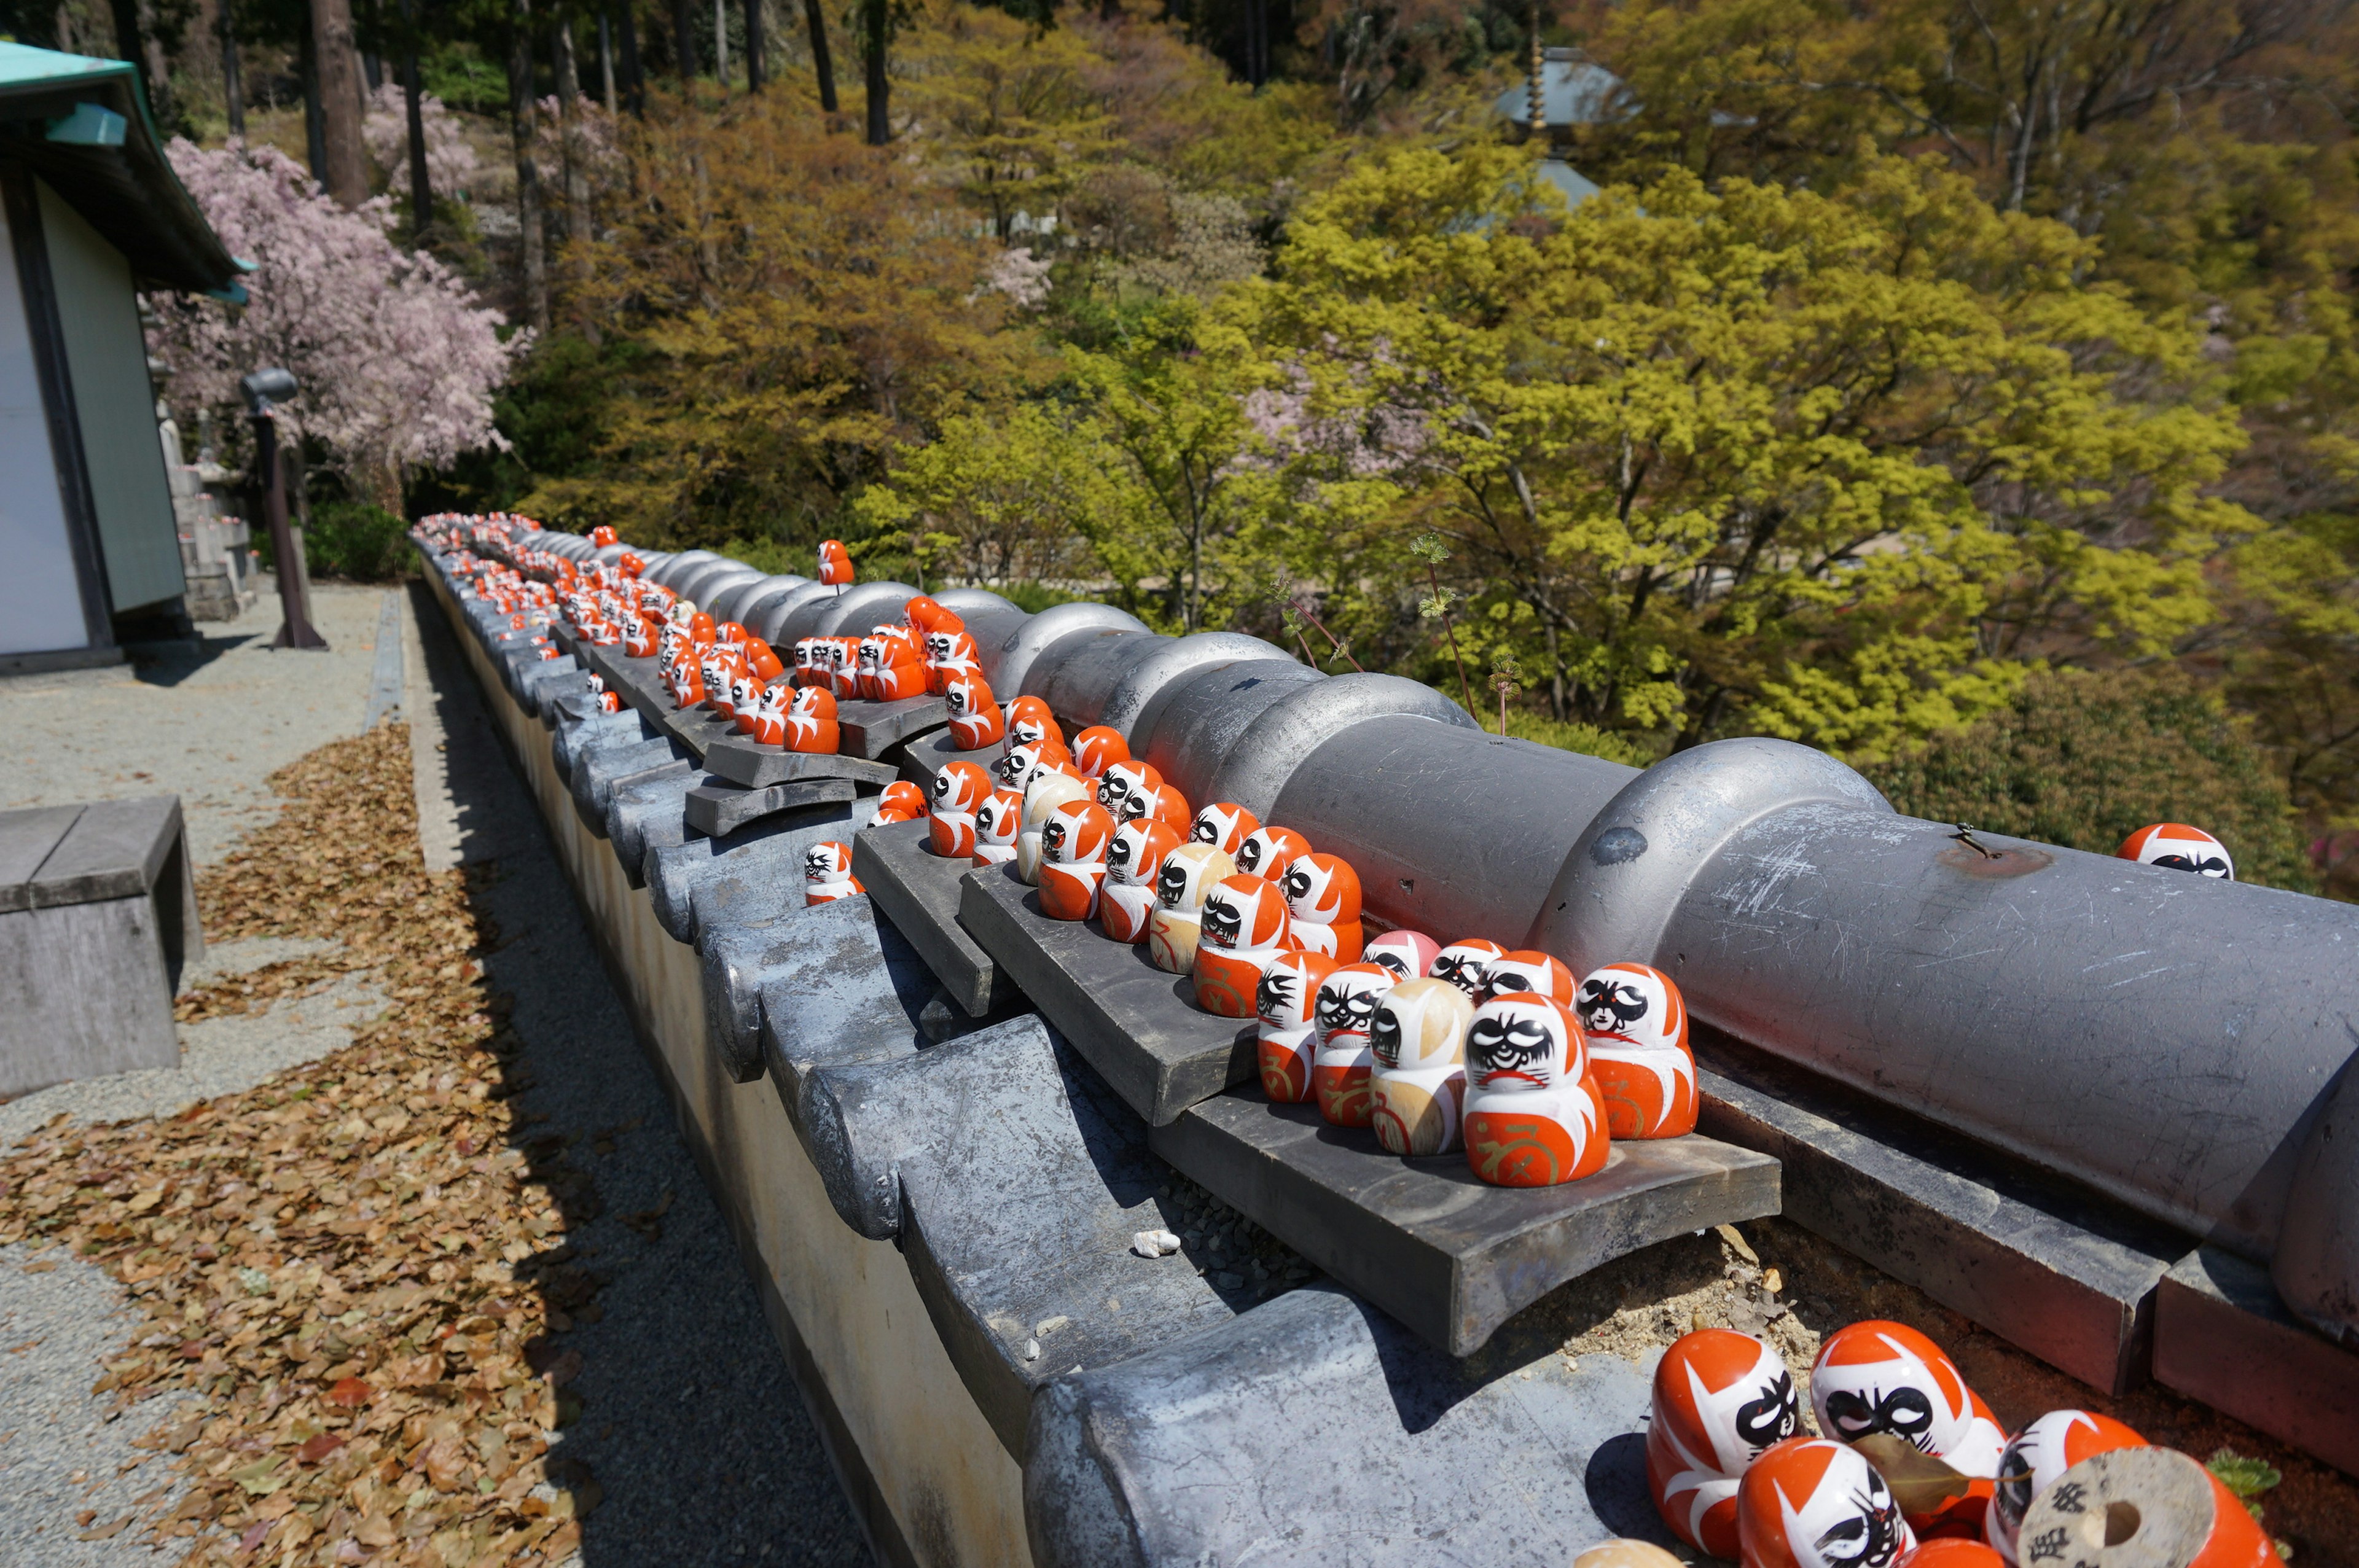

{"left": 0, "top": 586, "right": 394, "bottom": 865}
{"left": 0, "top": 578, "right": 870, "bottom": 1566}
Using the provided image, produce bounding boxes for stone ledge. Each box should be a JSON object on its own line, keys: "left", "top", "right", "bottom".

{"left": 2155, "top": 1245, "right": 2359, "bottom": 1476}
{"left": 705, "top": 736, "right": 902, "bottom": 790}
{"left": 851, "top": 819, "right": 1006, "bottom": 1018}
{"left": 837, "top": 695, "right": 949, "bottom": 760}
{"left": 686, "top": 777, "right": 861, "bottom": 839}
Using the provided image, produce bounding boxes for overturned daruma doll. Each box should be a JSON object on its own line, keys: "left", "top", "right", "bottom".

{"left": 944, "top": 674, "right": 1006, "bottom": 749}
{"left": 1257, "top": 950, "right": 1338, "bottom": 1103}
{"left": 1281, "top": 852, "right": 1364, "bottom": 963}
{"left": 1145, "top": 843, "right": 1232, "bottom": 975}
{"left": 1461, "top": 992, "right": 1611, "bottom": 1186}
{"left": 865, "top": 781, "right": 928, "bottom": 828}
{"left": 1368, "top": 977, "right": 1473, "bottom": 1156}
{"left": 1737, "top": 1438, "right": 1916, "bottom": 1568}
{"left": 1984, "top": 1410, "right": 2148, "bottom": 1564}
{"left": 928, "top": 761, "right": 993, "bottom": 859}
{"left": 1645, "top": 1328, "right": 1801, "bottom": 1560}
{"left": 1101, "top": 818, "right": 1181, "bottom": 943}
{"left": 1579, "top": 962, "right": 1699, "bottom": 1139}
{"left": 1812, "top": 1321, "right": 2006, "bottom": 1539}
{"left": 803, "top": 841, "right": 863, "bottom": 907}
{"left": 2117, "top": 821, "right": 2236, "bottom": 880}
{"left": 1038, "top": 799, "right": 1115, "bottom": 921}
{"left": 1192, "top": 874, "right": 1292, "bottom": 1019}
{"left": 1313, "top": 961, "right": 1396, "bottom": 1128}
{"left": 971, "top": 788, "right": 1023, "bottom": 868}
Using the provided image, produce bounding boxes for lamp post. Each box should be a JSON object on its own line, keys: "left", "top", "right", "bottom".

{"left": 240, "top": 368, "right": 327, "bottom": 652}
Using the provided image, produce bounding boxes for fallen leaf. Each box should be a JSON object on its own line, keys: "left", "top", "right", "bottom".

{"left": 1850, "top": 1433, "right": 1971, "bottom": 1517}
{"left": 77, "top": 1515, "right": 132, "bottom": 1542}
{"left": 22, "top": 1260, "right": 56, "bottom": 1275}
{"left": 326, "top": 1377, "right": 375, "bottom": 1408}
{"left": 298, "top": 1432, "right": 345, "bottom": 1464}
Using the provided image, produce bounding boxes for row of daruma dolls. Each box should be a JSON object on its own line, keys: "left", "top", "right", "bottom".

{"left": 1643, "top": 1316, "right": 2280, "bottom": 1568}
{"left": 866, "top": 703, "right": 1702, "bottom": 1188}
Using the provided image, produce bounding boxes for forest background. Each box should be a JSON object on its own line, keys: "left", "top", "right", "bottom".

{"left": 20, "top": 0, "right": 2359, "bottom": 893}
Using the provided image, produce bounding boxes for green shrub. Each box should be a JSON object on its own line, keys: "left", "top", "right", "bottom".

{"left": 997, "top": 582, "right": 1086, "bottom": 614}
{"left": 1860, "top": 668, "right": 2319, "bottom": 892}
{"left": 301, "top": 502, "right": 413, "bottom": 583}
{"left": 1501, "top": 708, "right": 1659, "bottom": 768}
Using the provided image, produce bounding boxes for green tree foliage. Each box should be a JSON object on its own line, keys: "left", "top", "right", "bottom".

{"left": 1860, "top": 666, "right": 2317, "bottom": 891}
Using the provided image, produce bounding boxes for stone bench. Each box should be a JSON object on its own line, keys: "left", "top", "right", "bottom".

{"left": 0, "top": 796, "right": 202, "bottom": 1098}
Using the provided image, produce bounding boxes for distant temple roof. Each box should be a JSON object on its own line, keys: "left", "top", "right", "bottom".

{"left": 0, "top": 42, "right": 244, "bottom": 294}
{"left": 1494, "top": 50, "right": 1630, "bottom": 129}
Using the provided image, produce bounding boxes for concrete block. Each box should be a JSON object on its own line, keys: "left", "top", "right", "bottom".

{"left": 1697, "top": 1031, "right": 2184, "bottom": 1395}
{"left": 704, "top": 736, "right": 901, "bottom": 790}
{"left": 684, "top": 777, "right": 860, "bottom": 840}
{"left": 2156, "top": 1246, "right": 2359, "bottom": 1476}
{"left": 958, "top": 861, "right": 1255, "bottom": 1126}
{"left": 851, "top": 819, "right": 1007, "bottom": 1018}
{"left": 606, "top": 770, "right": 703, "bottom": 883}
{"left": 804, "top": 1018, "right": 1242, "bottom": 1457}
{"left": 836, "top": 696, "right": 949, "bottom": 759}
{"left": 751, "top": 894, "right": 942, "bottom": 1112}
{"left": 1157, "top": 1093, "right": 1776, "bottom": 1357}
{"left": 1023, "top": 1285, "right": 1675, "bottom": 1568}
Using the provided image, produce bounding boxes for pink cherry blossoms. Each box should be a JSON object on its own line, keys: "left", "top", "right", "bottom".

{"left": 144, "top": 139, "right": 521, "bottom": 499}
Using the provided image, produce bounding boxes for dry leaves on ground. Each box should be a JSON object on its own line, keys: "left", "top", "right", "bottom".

{"left": 0, "top": 725, "right": 603, "bottom": 1567}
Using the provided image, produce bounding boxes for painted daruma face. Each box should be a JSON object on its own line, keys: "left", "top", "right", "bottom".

{"left": 1985, "top": 1410, "right": 2148, "bottom": 1563}
{"left": 1737, "top": 1438, "right": 1914, "bottom": 1568}
{"left": 1155, "top": 843, "right": 1229, "bottom": 913}
{"left": 1369, "top": 978, "right": 1471, "bottom": 1072}
{"left": 2116, "top": 821, "right": 2236, "bottom": 880}
{"left": 972, "top": 790, "right": 1023, "bottom": 864}
{"left": 1200, "top": 875, "right": 1289, "bottom": 953}
{"left": 1364, "top": 930, "right": 1440, "bottom": 982}
{"left": 995, "top": 739, "right": 1068, "bottom": 792}
{"left": 1579, "top": 963, "right": 1687, "bottom": 1050}
{"left": 1258, "top": 950, "right": 1337, "bottom": 1031}
{"left": 1004, "top": 696, "right": 1060, "bottom": 749}
{"left": 1477, "top": 949, "right": 1576, "bottom": 1006}
{"left": 1281, "top": 853, "right": 1362, "bottom": 926}
{"left": 1234, "top": 825, "right": 1313, "bottom": 881}
{"left": 1647, "top": 1328, "right": 1802, "bottom": 1558}
{"left": 1430, "top": 937, "right": 1506, "bottom": 998}
{"left": 1189, "top": 802, "right": 1259, "bottom": 856}
{"left": 1315, "top": 964, "right": 1395, "bottom": 1051}
{"left": 1809, "top": 1322, "right": 2004, "bottom": 1477}
{"left": 1466, "top": 994, "right": 1584, "bottom": 1091}
{"left": 1106, "top": 819, "right": 1181, "bottom": 889}
{"left": 1096, "top": 759, "right": 1162, "bottom": 819}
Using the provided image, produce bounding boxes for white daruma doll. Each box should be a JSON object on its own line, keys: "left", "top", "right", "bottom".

{"left": 803, "top": 841, "right": 863, "bottom": 907}
{"left": 1461, "top": 993, "right": 1610, "bottom": 1185}
{"left": 1281, "top": 852, "right": 1364, "bottom": 963}
{"left": 1811, "top": 1320, "right": 2005, "bottom": 1539}
{"left": 971, "top": 789, "right": 1022, "bottom": 867}
{"left": 1234, "top": 824, "right": 1312, "bottom": 882}
{"left": 1645, "top": 1328, "right": 1801, "bottom": 1561}
{"left": 1017, "top": 772, "right": 1092, "bottom": 886}
{"left": 1146, "top": 843, "right": 1232, "bottom": 974}
{"left": 1984, "top": 1410, "right": 2148, "bottom": 1564}
{"left": 1364, "top": 929, "right": 1440, "bottom": 983}
{"left": 1256, "top": 950, "right": 1338, "bottom": 1103}
{"left": 1101, "top": 819, "right": 1181, "bottom": 943}
{"left": 1193, "top": 875, "right": 1293, "bottom": 1019}
{"left": 1368, "top": 977, "right": 1474, "bottom": 1156}
{"left": 944, "top": 673, "right": 1006, "bottom": 749}
{"left": 1039, "top": 799, "right": 1115, "bottom": 921}
{"left": 929, "top": 760, "right": 993, "bottom": 859}
{"left": 1313, "top": 962, "right": 1396, "bottom": 1128}
{"left": 1430, "top": 937, "right": 1506, "bottom": 999}
{"left": 1190, "top": 802, "right": 1259, "bottom": 857}
{"left": 1737, "top": 1438, "right": 1915, "bottom": 1568}
{"left": 1580, "top": 962, "right": 1700, "bottom": 1139}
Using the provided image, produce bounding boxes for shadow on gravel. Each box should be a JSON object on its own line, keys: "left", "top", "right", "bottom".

{"left": 127, "top": 631, "right": 262, "bottom": 687}
{"left": 409, "top": 584, "right": 874, "bottom": 1567}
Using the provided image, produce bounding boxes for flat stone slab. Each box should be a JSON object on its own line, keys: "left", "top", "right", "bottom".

{"left": 851, "top": 819, "right": 1006, "bottom": 1018}
{"left": 837, "top": 695, "right": 948, "bottom": 759}
{"left": 2154, "top": 1245, "right": 2359, "bottom": 1476}
{"left": 704, "top": 736, "right": 902, "bottom": 790}
{"left": 898, "top": 727, "right": 996, "bottom": 794}
{"left": 685, "top": 777, "right": 860, "bottom": 839}
{"left": 1154, "top": 1093, "right": 1778, "bottom": 1357}
{"left": 958, "top": 860, "right": 1254, "bottom": 1126}
{"left": 1697, "top": 1031, "right": 2184, "bottom": 1395}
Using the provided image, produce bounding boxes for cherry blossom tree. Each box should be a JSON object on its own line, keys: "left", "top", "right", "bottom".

{"left": 144, "top": 139, "right": 522, "bottom": 505}
{"left": 362, "top": 84, "right": 480, "bottom": 200}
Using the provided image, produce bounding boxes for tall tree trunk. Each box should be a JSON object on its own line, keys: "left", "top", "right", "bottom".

{"left": 861, "top": 0, "right": 885, "bottom": 144}
{"left": 104, "top": 0, "right": 139, "bottom": 66}
{"left": 311, "top": 0, "right": 369, "bottom": 206}
{"left": 617, "top": 2, "right": 643, "bottom": 114}
{"left": 671, "top": 0, "right": 698, "bottom": 80}
{"left": 299, "top": 24, "right": 329, "bottom": 183}
{"left": 220, "top": 0, "right": 245, "bottom": 137}
{"left": 802, "top": 0, "right": 834, "bottom": 112}
{"left": 397, "top": 0, "right": 430, "bottom": 238}
{"left": 741, "top": 0, "right": 761, "bottom": 88}
{"left": 598, "top": 10, "right": 617, "bottom": 113}
{"left": 712, "top": 0, "right": 726, "bottom": 84}
{"left": 554, "top": 17, "right": 593, "bottom": 251}
{"left": 508, "top": 0, "right": 550, "bottom": 332}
